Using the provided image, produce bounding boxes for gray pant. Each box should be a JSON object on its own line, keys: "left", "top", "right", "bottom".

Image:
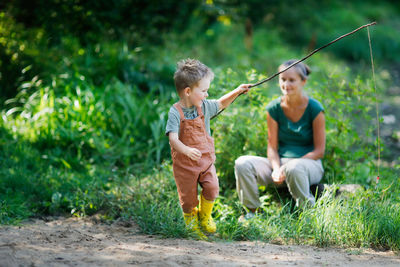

{"left": 235, "top": 156, "right": 324, "bottom": 208}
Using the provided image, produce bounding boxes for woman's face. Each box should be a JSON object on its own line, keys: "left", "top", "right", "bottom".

{"left": 278, "top": 68, "right": 306, "bottom": 96}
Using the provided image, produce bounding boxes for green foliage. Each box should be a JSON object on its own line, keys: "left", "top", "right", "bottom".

{"left": 211, "top": 67, "right": 269, "bottom": 187}
{"left": 2, "top": 0, "right": 400, "bottom": 101}
{"left": 1, "top": 0, "right": 399, "bottom": 252}
{"left": 0, "top": 124, "right": 130, "bottom": 221}
{"left": 211, "top": 0, "right": 400, "bottom": 63}
{"left": 120, "top": 164, "right": 189, "bottom": 238}
{"left": 2, "top": 73, "right": 171, "bottom": 168}
{"left": 0, "top": 12, "right": 47, "bottom": 100}
{"left": 0, "top": 195, "right": 32, "bottom": 224}
{"left": 4, "top": 0, "right": 203, "bottom": 44}
{"left": 313, "top": 71, "right": 379, "bottom": 185}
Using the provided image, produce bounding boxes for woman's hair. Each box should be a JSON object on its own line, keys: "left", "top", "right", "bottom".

{"left": 173, "top": 58, "right": 214, "bottom": 94}
{"left": 279, "top": 60, "right": 311, "bottom": 80}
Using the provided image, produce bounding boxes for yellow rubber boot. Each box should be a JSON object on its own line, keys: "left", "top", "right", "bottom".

{"left": 183, "top": 207, "right": 207, "bottom": 240}
{"left": 199, "top": 194, "right": 217, "bottom": 233}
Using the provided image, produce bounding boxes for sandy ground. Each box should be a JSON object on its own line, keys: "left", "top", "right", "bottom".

{"left": 0, "top": 217, "right": 399, "bottom": 267}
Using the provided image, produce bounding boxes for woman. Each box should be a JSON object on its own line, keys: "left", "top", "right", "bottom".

{"left": 235, "top": 60, "right": 325, "bottom": 219}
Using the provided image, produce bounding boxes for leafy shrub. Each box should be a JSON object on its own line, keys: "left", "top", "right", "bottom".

{"left": 2, "top": 73, "right": 171, "bottom": 168}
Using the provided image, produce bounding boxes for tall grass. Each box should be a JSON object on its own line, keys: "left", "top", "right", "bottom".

{"left": 299, "top": 183, "right": 400, "bottom": 250}
{"left": 2, "top": 73, "right": 171, "bottom": 168}
{"left": 121, "top": 165, "right": 400, "bottom": 249}
{"left": 0, "top": 73, "right": 171, "bottom": 222}
{"left": 1, "top": 8, "right": 399, "bottom": 251}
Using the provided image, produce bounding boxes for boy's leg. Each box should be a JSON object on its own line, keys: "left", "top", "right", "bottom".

{"left": 173, "top": 166, "right": 200, "bottom": 213}
{"left": 173, "top": 165, "right": 208, "bottom": 239}
{"left": 284, "top": 159, "right": 324, "bottom": 207}
{"left": 199, "top": 164, "right": 219, "bottom": 201}
{"left": 234, "top": 155, "right": 275, "bottom": 210}
{"left": 198, "top": 164, "right": 218, "bottom": 233}
{"left": 183, "top": 207, "right": 207, "bottom": 240}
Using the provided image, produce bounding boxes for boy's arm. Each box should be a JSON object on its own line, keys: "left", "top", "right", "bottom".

{"left": 168, "top": 132, "right": 202, "bottom": 161}
{"left": 217, "top": 84, "right": 252, "bottom": 110}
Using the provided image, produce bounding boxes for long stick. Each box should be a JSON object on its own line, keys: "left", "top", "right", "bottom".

{"left": 212, "top": 22, "right": 377, "bottom": 119}
{"left": 250, "top": 22, "right": 377, "bottom": 88}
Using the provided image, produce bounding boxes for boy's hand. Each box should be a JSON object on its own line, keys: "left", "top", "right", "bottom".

{"left": 218, "top": 83, "right": 253, "bottom": 110}
{"left": 237, "top": 84, "right": 252, "bottom": 95}
{"left": 185, "top": 147, "right": 202, "bottom": 161}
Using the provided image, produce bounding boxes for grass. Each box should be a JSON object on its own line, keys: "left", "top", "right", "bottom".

{"left": 119, "top": 164, "right": 400, "bottom": 250}
{"left": 1, "top": 4, "right": 400, "bottom": 251}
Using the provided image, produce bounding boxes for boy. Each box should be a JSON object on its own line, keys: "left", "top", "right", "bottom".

{"left": 166, "top": 59, "right": 251, "bottom": 238}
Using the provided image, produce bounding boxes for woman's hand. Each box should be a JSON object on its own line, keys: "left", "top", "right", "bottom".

{"left": 271, "top": 166, "right": 286, "bottom": 185}
{"left": 185, "top": 147, "right": 202, "bottom": 161}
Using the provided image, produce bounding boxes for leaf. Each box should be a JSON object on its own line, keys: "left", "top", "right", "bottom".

{"left": 60, "top": 159, "right": 71, "bottom": 169}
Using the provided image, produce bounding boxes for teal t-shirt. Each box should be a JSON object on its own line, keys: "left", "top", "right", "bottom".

{"left": 266, "top": 97, "right": 324, "bottom": 158}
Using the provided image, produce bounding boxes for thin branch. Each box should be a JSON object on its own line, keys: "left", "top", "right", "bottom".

{"left": 213, "top": 22, "right": 377, "bottom": 119}
{"left": 250, "top": 22, "right": 377, "bottom": 88}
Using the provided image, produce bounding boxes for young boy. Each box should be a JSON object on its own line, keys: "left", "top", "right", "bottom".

{"left": 166, "top": 59, "right": 251, "bottom": 238}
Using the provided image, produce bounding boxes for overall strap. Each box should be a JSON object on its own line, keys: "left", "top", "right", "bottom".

{"left": 173, "top": 103, "right": 185, "bottom": 121}
{"left": 196, "top": 104, "right": 204, "bottom": 117}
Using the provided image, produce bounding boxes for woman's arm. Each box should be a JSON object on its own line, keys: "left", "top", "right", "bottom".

{"left": 302, "top": 112, "right": 326, "bottom": 160}
{"left": 267, "top": 112, "right": 285, "bottom": 184}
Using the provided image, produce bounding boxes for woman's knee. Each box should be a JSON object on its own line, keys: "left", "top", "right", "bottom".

{"left": 284, "top": 159, "right": 305, "bottom": 175}
{"left": 284, "top": 160, "right": 308, "bottom": 185}
{"left": 234, "top": 156, "right": 253, "bottom": 174}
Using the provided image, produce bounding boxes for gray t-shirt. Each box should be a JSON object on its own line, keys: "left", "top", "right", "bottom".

{"left": 165, "top": 99, "right": 220, "bottom": 136}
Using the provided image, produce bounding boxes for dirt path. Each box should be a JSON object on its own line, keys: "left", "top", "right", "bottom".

{"left": 0, "top": 217, "right": 399, "bottom": 267}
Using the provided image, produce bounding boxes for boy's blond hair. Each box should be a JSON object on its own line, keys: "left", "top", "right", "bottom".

{"left": 174, "top": 59, "right": 214, "bottom": 95}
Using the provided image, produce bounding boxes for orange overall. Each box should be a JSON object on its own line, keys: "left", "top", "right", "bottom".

{"left": 171, "top": 103, "right": 219, "bottom": 213}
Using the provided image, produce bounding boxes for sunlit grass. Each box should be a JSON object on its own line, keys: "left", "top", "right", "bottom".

{"left": 122, "top": 165, "right": 399, "bottom": 250}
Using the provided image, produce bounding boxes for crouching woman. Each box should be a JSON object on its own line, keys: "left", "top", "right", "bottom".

{"left": 235, "top": 60, "right": 325, "bottom": 219}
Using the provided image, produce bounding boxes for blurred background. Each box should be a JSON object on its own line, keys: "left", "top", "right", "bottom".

{"left": 1, "top": 0, "right": 399, "bottom": 239}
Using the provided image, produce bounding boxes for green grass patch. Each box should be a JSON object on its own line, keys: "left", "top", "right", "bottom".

{"left": 126, "top": 165, "right": 400, "bottom": 250}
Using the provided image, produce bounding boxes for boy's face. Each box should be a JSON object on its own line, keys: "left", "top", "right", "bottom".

{"left": 189, "top": 77, "right": 211, "bottom": 107}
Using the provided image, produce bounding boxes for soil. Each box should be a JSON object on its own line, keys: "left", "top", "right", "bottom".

{"left": 1, "top": 217, "right": 399, "bottom": 267}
